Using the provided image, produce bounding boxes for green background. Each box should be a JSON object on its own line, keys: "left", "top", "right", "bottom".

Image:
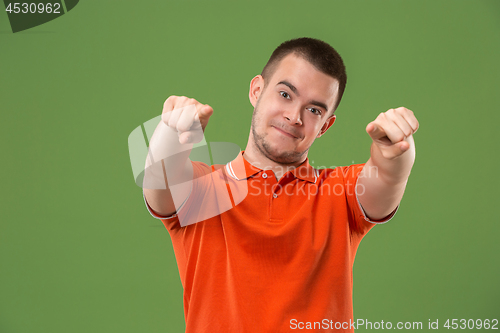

{"left": 1, "top": 0, "right": 499, "bottom": 332}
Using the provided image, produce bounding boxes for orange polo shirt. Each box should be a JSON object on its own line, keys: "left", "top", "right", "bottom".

{"left": 144, "top": 151, "right": 397, "bottom": 332}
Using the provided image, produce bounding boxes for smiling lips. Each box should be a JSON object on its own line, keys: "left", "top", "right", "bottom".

{"left": 273, "top": 126, "right": 299, "bottom": 139}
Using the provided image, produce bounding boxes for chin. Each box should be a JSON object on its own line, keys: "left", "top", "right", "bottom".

{"left": 261, "top": 141, "right": 305, "bottom": 164}
{"left": 252, "top": 123, "right": 306, "bottom": 164}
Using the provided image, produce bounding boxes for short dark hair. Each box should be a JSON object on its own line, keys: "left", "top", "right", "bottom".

{"left": 261, "top": 37, "right": 347, "bottom": 113}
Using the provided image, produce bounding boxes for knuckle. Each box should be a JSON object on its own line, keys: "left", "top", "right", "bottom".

{"left": 176, "top": 122, "right": 187, "bottom": 132}
{"left": 197, "top": 103, "right": 206, "bottom": 112}
{"left": 167, "top": 118, "right": 175, "bottom": 128}
{"left": 164, "top": 95, "right": 176, "bottom": 107}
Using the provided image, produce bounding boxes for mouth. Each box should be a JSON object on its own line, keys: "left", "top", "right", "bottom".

{"left": 272, "top": 126, "right": 298, "bottom": 139}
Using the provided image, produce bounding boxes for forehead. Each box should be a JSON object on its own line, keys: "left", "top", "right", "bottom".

{"left": 270, "top": 53, "right": 339, "bottom": 106}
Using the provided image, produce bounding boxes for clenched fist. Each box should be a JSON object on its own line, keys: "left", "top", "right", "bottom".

{"left": 162, "top": 95, "right": 214, "bottom": 144}
{"left": 366, "top": 107, "right": 419, "bottom": 159}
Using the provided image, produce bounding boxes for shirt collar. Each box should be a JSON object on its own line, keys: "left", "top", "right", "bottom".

{"left": 225, "top": 151, "right": 319, "bottom": 183}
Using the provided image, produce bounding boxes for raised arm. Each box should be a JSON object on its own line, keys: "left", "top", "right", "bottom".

{"left": 356, "top": 107, "right": 419, "bottom": 221}
{"left": 143, "top": 96, "right": 213, "bottom": 217}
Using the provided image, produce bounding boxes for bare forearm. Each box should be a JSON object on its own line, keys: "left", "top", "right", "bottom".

{"left": 144, "top": 120, "right": 193, "bottom": 185}
{"left": 143, "top": 122, "right": 193, "bottom": 216}
{"left": 358, "top": 140, "right": 414, "bottom": 219}
{"left": 357, "top": 107, "right": 419, "bottom": 220}
{"left": 142, "top": 96, "right": 213, "bottom": 217}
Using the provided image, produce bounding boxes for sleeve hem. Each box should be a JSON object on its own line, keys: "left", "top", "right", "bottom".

{"left": 355, "top": 191, "right": 399, "bottom": 224}
{"left": 142, "top": 186, "right": 192, "bottom": 220}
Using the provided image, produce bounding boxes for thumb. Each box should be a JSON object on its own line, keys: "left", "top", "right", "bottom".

{"left": 198, "top": 105, "right": 214, "bottom": 121}
{"left": 379, "top": 140, "right": 410, "bottom": 159}
{"left": 398, "top": 141, "right": 410, "bottom": 152}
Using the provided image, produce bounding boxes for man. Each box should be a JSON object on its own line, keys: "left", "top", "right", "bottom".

{"left": 142, "top": 37, "right": 418, "bottom": 332}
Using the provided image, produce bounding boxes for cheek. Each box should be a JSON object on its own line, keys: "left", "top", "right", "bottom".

{"left": 305, "top": 122, "right": 324, "bottom": 139}
{"left": 258, "top": 102, "right": 281, "bottom": 122}
{"left": 265, "top": 92, "right": 285, "bottom": 109}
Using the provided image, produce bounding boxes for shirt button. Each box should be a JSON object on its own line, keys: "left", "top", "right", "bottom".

{"left": 273, "top": 193, "right": 278, "bottom": 198}
{"left": 262, "top": 173, "right": 268, "bottom": 179}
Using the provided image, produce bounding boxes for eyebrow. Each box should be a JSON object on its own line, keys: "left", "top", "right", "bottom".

{"left": 277, "top": 80, "right": 329, "bottom": 113}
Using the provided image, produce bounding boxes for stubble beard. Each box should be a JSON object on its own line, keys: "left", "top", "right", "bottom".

{"left": 250, "top": 100, "right": 309, "bottom": 165}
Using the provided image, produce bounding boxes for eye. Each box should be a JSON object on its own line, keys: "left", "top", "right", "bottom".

{"left": 280, "top": 91, "right": 290, "bottom": 99}
{"left": 308, "top": 107, "right": 322, "bottom": 115}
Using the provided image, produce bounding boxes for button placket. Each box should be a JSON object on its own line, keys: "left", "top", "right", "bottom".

{"left": 269, "top": 183, "right": 285, "bottom": 222}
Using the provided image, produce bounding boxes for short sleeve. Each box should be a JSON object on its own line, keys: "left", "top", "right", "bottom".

{"left": 343, "top": 164, "right": 398, "bottom": 232}
{"left": 143, "top": 189, "right": 187, "bottom": 220}
{"left": 142, "top": 160, "right": 213, "bottom": 228}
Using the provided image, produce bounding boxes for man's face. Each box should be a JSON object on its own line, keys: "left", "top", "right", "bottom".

{"left": 249, "top": 53, "right": 340, "bottom": 164}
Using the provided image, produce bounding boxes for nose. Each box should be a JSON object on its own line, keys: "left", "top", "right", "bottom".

{"left": 283, "top": 106, "right": 302, "bottom": 126}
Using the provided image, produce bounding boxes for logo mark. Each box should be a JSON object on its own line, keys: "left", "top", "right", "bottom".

{"left": 128, "top": 115, "right": 248, "bottom": 226}
{"left": 3, "top": 0, "right": 79, "bottom": 33}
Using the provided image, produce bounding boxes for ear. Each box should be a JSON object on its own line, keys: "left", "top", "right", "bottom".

{"left": 249, "top": 75, "right": 265, "bottom": 107}
{"left": 317, "top": 114, "right": 336, "bottom": 138}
